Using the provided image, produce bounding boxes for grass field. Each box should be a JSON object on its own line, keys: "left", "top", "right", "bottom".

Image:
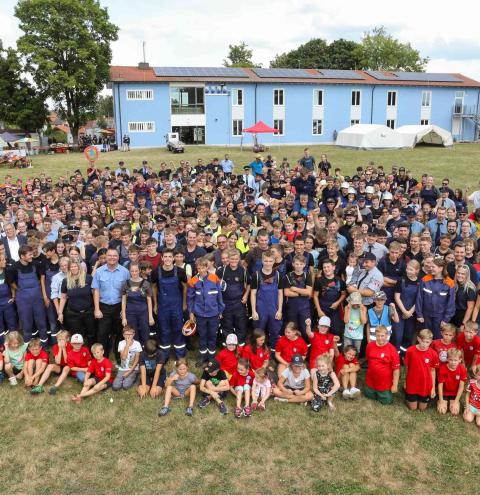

{"left": 9, "top": 142, "right": 480, "bottom": 189}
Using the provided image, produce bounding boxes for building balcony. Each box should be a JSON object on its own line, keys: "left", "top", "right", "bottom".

{"left": 171, "top": 105, "right": 205, "bottom": 115}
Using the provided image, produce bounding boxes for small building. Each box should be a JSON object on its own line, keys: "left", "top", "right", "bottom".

{"left": 109, "top": 65, "right": 480, "bottom": 148}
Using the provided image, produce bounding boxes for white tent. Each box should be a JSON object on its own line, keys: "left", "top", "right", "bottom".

{"left": 396, "top": 124, "right": 453, "bottom": 148}
{"left": 335, "top": 124, "right": 407, "bottom": 150}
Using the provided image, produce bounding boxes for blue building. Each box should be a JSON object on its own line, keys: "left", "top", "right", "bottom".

{"left": 110, "top": 65, "right": 480, "bottom": 148}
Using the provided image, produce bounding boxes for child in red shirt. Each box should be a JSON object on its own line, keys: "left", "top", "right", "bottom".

{"left": 336, "top": 345, "right": 360, "bottom": 399}
{"left": 72, "top": 343, "right": 112, "bottom": 402}
{"left": 275, "top": 322, "right": 308, "bottom": 375}
{"left": 240, "top": 328, "right": 270, "bottom": 371}
{"left": 431, "top": 323, "right": 456, "bottom": 364}
{"left": 306, "top": 316, "right": 335, "bottom": 369}
{"left": 216, "top": 333, "right": 239, "bottom": 377}
{"left": 66, "top": 334, "right": 92, "bottom": 383}
{"left": 31, "top": 330, "right": 73, "bottom": 395}
{"left": 229, "top": 358, "right": 255, "bottom": 418}
{"left": 364, "top": 325, "right": 400, "bottom": 405}
{"left": 456, "top": 321, "right": 480, "bottom": 368}
{"left": 24, "top": 338, "right": 49, "bottom": 388}
{"left": 437, "top": 348, "right": 467, "bottom": 416}
{"left": 464, "top": 367, "right": 480, "bottom": 427}
{"left": 404, "top": 329, "right": 439, "bottom": 411}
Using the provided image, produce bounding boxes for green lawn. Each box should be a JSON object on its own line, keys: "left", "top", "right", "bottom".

{"left": 10, "top": 142, "right": 480, "bottom": 190}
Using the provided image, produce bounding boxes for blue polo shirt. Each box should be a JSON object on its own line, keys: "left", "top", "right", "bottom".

{"left": 92, "top": 263, "right": 130, "bottom": 305}
{"left": 249, "top": 160, "right": 263, "bottom": 176}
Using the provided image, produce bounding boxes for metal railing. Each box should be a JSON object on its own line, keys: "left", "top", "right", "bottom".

{"left": 453, "top": 104, "right": 478, "bottom": 116}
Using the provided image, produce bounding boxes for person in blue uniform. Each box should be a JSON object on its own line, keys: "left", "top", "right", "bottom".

{"left": 0, "top": 253, "right": 16, "bottom": 345}
{"left": 40, "top": 242, "right": 60, "bottom": 344}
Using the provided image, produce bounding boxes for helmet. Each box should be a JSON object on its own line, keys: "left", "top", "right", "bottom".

{"left": 182, "top": 319, "right": 197, "bottom": 337}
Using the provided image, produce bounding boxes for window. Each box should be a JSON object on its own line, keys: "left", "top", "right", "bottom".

{"left": 420, "top": 119, "right": 429, "bottom": 125}
{"left": 171, "top": 87, "right": 204, "bottom": 114}
{"left": 350, "top": 119, "right": 360, "bottom": 125}
{"left": 273, "top": 119, "right": 284, "bottom": 135}
{"left": 126, "top": 89, "right": 153, "bottom": 100}
{"left": 351, "top": 90, "right": 361, "bottom": 106}
{"left": 387, "top": 91, "right": 397, "bottom": 106}
{"left": 312, "top": 119, "right": 323, "bottom": 135}
{"left": 421, "top": 91, "right": 431, "bottom": 107}
{"left": 232, "top": 89, "right": 243, "bottom": 106}
{"left": 232, "top": 119, "right": 243, "bottom": 136}
{"left": 274, "top": 89, "right": 284, "bottom": 106}
{"left": 128, "top": 121, "right": 155, "bottom": 132}
{"left": 313, "top": 89, "right": 323, "bottom": 106}
{"left": 454, "top": 91, "right": 464, "bottom": 114}
{"left": 386, "top": 119, "right": 396, "bottom": 129}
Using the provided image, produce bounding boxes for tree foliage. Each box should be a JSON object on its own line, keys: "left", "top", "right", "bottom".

{"left": 14, "top": 0, "right": 118, "bottom": 142}
{"left": 0, "top": 39, "right": 47, "bottom": 131}
{"left": 223, "top": 42, "right": 260, "bottom": 68}
{"left": 96, "top": 94, "right": 113, "bottom": 118}
{"left": 270, "top": 39, "right": 332, "bottom": 69}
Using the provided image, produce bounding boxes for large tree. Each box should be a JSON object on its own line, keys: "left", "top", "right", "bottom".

{"left": 270, "top": 39, "right": 330, "bottom": 68}
{"left": 327, "top": 39, "right": 362, "bottom": 70}
{"left": 15, "top": 0, "right": 118, "bottom": 143}
{"left": 0, "top": 39, "right": 47, "bottom": 131}
{"left": 223, "top": 42, "right": 260, "bottom": 68}
{"left": 359, "top": 26, "right": 429, "bottom": 71}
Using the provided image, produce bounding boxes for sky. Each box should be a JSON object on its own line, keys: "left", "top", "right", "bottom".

{"left": 2, "top": 0, "right": 480, "bottom": 80}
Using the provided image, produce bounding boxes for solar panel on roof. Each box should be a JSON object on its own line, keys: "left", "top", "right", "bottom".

{"left": 153, "top": 67, "right": 248, "bottom": 77}
{"left": 252, "top": 68, "right": 318, "bottom": 79}
{"left": 317, "top": 69, "right": 364, "bottom": 80}
{"left": 366, "top": 70, "right": 462, "bottom": 83}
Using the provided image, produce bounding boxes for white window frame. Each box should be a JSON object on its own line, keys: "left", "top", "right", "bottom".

{"left": 312, "top": 119, "right": 323, "bottom": 136}
{"left": 273, "top": 119, "right": 284, "bottom": 136}
{"left": 273, "top": 89, "right": 284, "bottom": 106}
{"left": 387, "top": 91, "right": 397, "bottom": 107}
{"left": 351, "top": 90, "right": 361, "bottom": 106}
{"left": 128, "top": 121, "right": 155, "bottom": 133}
{"left": 232, "top": 119, "right": 243, "bottom": 136}
{"left": 313, "top": 89, "right": 323, "bottom": 106}
{"left": 386, "top": 119, "right": 396, "bottom": 129}
{"left": 421, "top": 91, "right": 431, "bottom": 107}
{"left": 350, "top": 119, "right": 360, "bottom": 126}
{"left": 420, "top": 119, "right": 429, "bottom": 125}
{"left": 126, "top": 89, "right": 153, "bottom": 100}
{"left": 232, "top": 89, "right": 243, "bottom": 106}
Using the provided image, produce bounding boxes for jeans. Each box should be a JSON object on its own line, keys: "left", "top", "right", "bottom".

{"left": 343, "top": 337, "right": 362, "bottom": 353}
{"left": 76, "top": 371, "right": 86, "bottom": 383}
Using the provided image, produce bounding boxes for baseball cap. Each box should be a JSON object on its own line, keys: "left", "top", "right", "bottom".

{"left": 206, "top": 359, "right": 220, "bottom": 373}
{"left": 341, "top": 182, "right": 350, "bottom": 189}
{"left": 155, "top": 214, "right": 167, "bottom": 223}
{"left": 225, "top": 334, "right": 238, "bottom": 345}
{"left": 347, "top": 292, "right": 362, "bottom": 305}
{"left": 71, "top": 334, "right": 84, "bottom": 344}
{"left": 362, "top": 252, "right": 377, "bottom": 262}
{"left": 374, "top": 290, "right": 387, "bottom": 300}
{"left": 357, "top": 195, "right": 366, "bottom": 201}
{"left": 318, "top": 315, "right": 331, "bottom": 327}
{"left": 290, "top": 354, "right": 304, "bottom": 366}
{"left": 365, "top": 186, "right": 375, "bottom": 194}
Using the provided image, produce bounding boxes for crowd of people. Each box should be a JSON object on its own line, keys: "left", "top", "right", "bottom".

{"left": 1, "top": 148, "right": 480, "bottom": 423}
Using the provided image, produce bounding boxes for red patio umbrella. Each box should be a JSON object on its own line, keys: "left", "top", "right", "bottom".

{"left": 242, "top": 121, "right": 277, "bottom": 151}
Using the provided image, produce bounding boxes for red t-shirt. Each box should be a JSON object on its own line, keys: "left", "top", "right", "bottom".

{"left": 140, "top": 253, "right": 162, "bottom": 271}
{"left": 335, "top": 353, "right": 359, "bottom": 376}
{"left": 216, "top": 348, "right": 238, "bottom": 375}
{"left": 53, "top": 343, "right": 73, "bottom": 367}
{"left": 456, "top": 332, "right": 480, "bottom": 366}
{"left": 404, "top": 345, "right": 439, "bottom": 396}
{"left": 229, "top": 369, "right": 255, "bottom": 388}
{"left": 87, "top": 357, "right": 113, "bottom": 383}
{"left": 431, "top": 339, "right": 456, "bottom": 364}
{"left": 309, "top": 332, "right": 335, "bottom": 368}
{"left": 67, "top": 346, "right": 92, "bottom": 376}
{"left": 275, "top": 336, "right": 308, "bottom": 364}
{"left": 365, "top": 341, "right": 400, "bottom": 391}
{"left": 240, "top": 345, "right": 270, "bottom": 370}
{"left": 438, "top": 363, "right": 467, "bottom": 397}
{"left": 467, "top": 379, "right": 480, "bottom": 408}
{"left": 25, "top": 349, "right": 49, "bottom": 364}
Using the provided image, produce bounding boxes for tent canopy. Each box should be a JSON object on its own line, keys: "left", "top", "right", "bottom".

{"left": 336, "top": 124, "right": 406, "bottom": 150}
{"left": 396, "top": 124, "right": 453, "bottom": 147}
{"left": 0, "top": 132, "right": 20, "bottom": 143}
{"left": 243, "top": 121, "right": 277, "bottom": 133}
{"left": 0, "top": 137, "right": 7, "bottom": 147}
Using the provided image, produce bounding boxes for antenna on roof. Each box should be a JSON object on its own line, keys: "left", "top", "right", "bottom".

{"left": 138, "top": 41, "right": 150, "bottom": 70}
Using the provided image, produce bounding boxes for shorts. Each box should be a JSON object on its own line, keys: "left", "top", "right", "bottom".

{"left": 145, "top": 372, "right": 166, "bottom": 388}
{"left": 94, "top": 377, "right": 112, "bottom": 388}
{"left": 405, "top": 393, "right": 430, "bottom": 404}
{"left": 363, "top": 386, "right": 393, "bottom": 405}
{"left": 234, "top": 384, "right": 251, "bottom": 392}
{"left": 202, "top": 391, "right": 227, "bottom": 400}
{"left": 443, "top": 395, "right": 457, "bottom": 401}
{"left": 469, "top": 404, "right": 480, "bottom": 415}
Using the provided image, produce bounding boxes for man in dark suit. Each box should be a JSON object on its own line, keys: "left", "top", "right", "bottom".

{"left": 2, "top": 223, "right": 27, "bottom": 262}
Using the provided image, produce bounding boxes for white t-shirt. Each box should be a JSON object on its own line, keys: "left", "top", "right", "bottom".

{"left": 282, "top": 367, "right": 310, "bottom": 390}
{"left": 118, "top": 339, "right": 142, "bottom": 371}
{"left": 468, "top": 190, "right": 480, "bottom": 209}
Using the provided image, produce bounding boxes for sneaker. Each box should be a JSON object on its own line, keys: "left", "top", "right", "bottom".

{"left": 30, "top": 385, "right": 44, "bottom": 395}
{"left": 243, "top": 406, "right": 252, "bottom": 417}
{"left": 9, "top": 376, "right": 18, "bottom": 386}
{"left": 198, "top": 397, "right": 211, "bottom": 409}
{"left": 158, "top": 406, "right": 171, "bottom": 417}
{"left": 49, "top": 386, "right": 58, "bottom": 395}
{"left": 274, "top": 397, "right": 288, "bottom": 403}
{"left": 185, "top": 407, "right": 193, "bottom": 416}
{"left": 234, "top": 407, "right": 243, "bottom": 418}
{"left": 343, "top": 388, "right": 351, "bottom": 399}
{"left": 219, "top": 401, "right": 228, "bottom": 415}
{"left": 350, "top": 387, "right": 361, "bottom": 399}
{"left": 251, "top": 402, "right": 258, "bottom": 411}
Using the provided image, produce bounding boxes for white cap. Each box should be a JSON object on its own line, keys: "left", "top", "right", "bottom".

{"left": 365, "top": 186, "right": 375, "bottom": 194}
{"left": 318, "top": 316, "right": 331, "bottom": 327}
{"left": 383, "top": 192, "right": 393, "bottom": 200}
{"left": 341, "top": 182, "right": 350, "bottom": 189}
{"left": 348, "top": 187, "right": 356, "bottom": 195}
{"left": 225, "top": 334, "right": 238, "bottom": 345}
{"left": 319, "top": 179, "right": 327, "bottom": 186}
{"left": 71, "top": 334, "right": 84, "bottom": 344}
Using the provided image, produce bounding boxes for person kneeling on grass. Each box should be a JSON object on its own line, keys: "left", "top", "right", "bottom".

{"left": 159, "top": 358, "right": 198, "bottom": 417}
{"left": 198, "top": 359, "right": 229, "bottom": 415}
{"left": 229, "top": 357, "right": 255, "bottom": 418}
{"left": 364, "top": 325, "right": 400, "bottom": 405}
{"left": 437, "top": 348, "right": 467, "bottom": 416}
{"left": 311, "top": 354, "right": 340, "bottom": 412}
{"left": 463, "top": 367, "right": 480, "bottom": 428}
{"left": 24, "top": 338, "right": 49, "bottom": 388}
{"left": 274, "top": 354, "right": 314, "bottom": 405}
{"left": 31, "top": 330, "right": 72, "bottom": 395}
{"left": 251, "top": 367, "right": 272, "bottom": 411}
{"left": 137, "top": 338, "right": 166, "bottom": 399}
{"left": 113, "top": 326, "right": 141, "bottom": 391}
{"left": 336, "top": 345, "right": 361, "bottom": 399}
{"left": 71, "top": 343, "right": 113, "bottom": 402}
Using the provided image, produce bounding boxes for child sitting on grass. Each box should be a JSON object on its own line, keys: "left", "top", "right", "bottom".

{"left": 66, "top": 334, "right": 91, "bottom": 384}
{"left": 311, "top": 354, "right": 340, "bottom": 412}
{"left": 71, "top": 343, "right": 113, "bottom": 402}
{"left": 113, "top": 326, "right": 141, "bottom": 391}
{"left": 336, "top": 345, "right": 361, "bottom": 399}
{"left": 274, "top": 354, "right": 314, "bottom": 405}
{"left": 137, "top": 339, "right": 166, "bottom": 399}
{"left": 464, "top": 367, "right": 480, "bottom": 428}
{"left": 3, "top": 331, "right": 28, "bottom": 386}
{"left": 31, "top": 330, "right": 72, "bottom": 395}
{"left": 404, "top": 329, "right": 439, "bottom": 411}
{"left": 198, "top": 359, "right": 229, "bottom": 415}
{"left": 251, "top": 367, "right": 272, "bottom": 411}
{"left": 437, "top": 348, "right": 467, "bottom": 416}
{"left": 229, "top": 358, "right": 255, "bottom": 418}
{"left": 275, "top": 321, "right": 308, "bottom": 376}
{"left": 159, "top": 359, "right": 198, "bottom": 417}
{"left": 24, "top": 338, "right": 49, "bottom": 388}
